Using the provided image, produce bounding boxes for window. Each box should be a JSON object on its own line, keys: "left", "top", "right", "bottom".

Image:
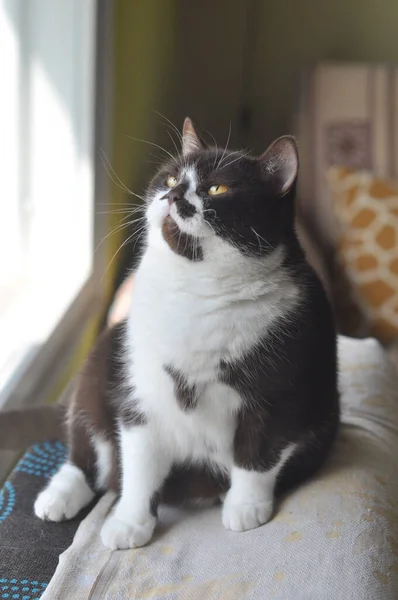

{"left": 0, "top": 0, "right": 108, "bottom": 407}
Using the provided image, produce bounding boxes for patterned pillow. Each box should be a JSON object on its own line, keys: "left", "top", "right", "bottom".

{"left": 327, "top": 167, "right": 398, "bottom": 343}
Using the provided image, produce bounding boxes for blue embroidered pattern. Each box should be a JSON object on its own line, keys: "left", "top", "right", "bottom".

{"left": 0, "top": 483, "right": 15, "bottom": 523}
{"left": 0, "top": 444, "right": 65, "bottom": 597}
{"left": 15, "top": 442, "right": 67, "bottom": 479}
{"left": 0, "top": 578, "right": 48, "bottom": 600}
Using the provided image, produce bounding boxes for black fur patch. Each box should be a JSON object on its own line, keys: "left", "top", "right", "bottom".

{"left": 119, "top": 399, "right": 147, "bottom": 428}
{"left": 175, "top": 199, "right": 196, "bottom": 219}
{"left": 161, "top": 216, "right": 203, "bottom": 262}
{"left": 164, "top": 365, "right": 198, "bottom": 411}
{"left": 219, "top": 264, "right": 339, "bottom": 488}
{"left": 150, "top": 490, "right": 161, "bottom": 517}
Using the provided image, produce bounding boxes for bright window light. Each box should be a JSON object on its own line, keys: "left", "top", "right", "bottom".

{"left": 0, "top": 0, "right": 97, "bottom": 405}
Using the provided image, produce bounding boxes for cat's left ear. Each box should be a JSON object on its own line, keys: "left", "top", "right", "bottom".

{"left": 182, "top": 117, "right": 204, "bottom": 156}
{"left": 259, "top": 135, "right": 299, "bottom": 196}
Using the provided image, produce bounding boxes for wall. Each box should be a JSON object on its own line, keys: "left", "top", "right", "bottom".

{"left": 250, "top": 0, "right": 398, "bottom": 149}
{"left": 172, "top": 0, "right": 248, "bottom": 148}
{"left": 108, "top": 0, "right": 178, "bottom": 289}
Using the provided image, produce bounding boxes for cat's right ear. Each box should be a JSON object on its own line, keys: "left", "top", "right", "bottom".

{"left": 182, "top": 117, "right": 204, "bottom": 156}
{"left": 259, "top": 136, "right": 299, "bottom": 197}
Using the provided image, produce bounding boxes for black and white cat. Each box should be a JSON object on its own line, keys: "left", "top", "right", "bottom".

{"left": 33, "top": 118, "right": 339, "bottom": 550}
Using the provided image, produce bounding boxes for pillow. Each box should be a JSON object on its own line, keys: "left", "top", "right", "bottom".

{"left": 327, "top": 167, "right": 398, "bottom": 343}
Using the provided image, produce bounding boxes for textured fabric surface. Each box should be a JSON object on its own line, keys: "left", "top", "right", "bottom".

{"left": 41, "top": 336, "right": 398, "bottom": 600}
{"left": 328, "top": 167, "right": 398, "bottom": 343}
{"left": 0, "top": 442, "right": 92, "bottom": 599}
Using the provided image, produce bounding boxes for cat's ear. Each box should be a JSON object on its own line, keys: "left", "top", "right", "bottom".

{"left": 259, "top": 136, "right": 299, "bottom": 196}
{"left": 182, "top": 117, "right": 203, "bottom": 156}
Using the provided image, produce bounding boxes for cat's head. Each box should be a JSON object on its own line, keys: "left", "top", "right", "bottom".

{"left": 145, "top": 118, "right": 299, "bottom": 262}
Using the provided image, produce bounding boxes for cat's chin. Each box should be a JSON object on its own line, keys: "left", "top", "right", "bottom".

{"left": 162, "top": 214, "right": 180, "bottom": 246}
{"left": 163, "top": 213, "right": 175, "bottom": 226}
{"left": 161, "top": 215, "right": 203, "bottom": 261}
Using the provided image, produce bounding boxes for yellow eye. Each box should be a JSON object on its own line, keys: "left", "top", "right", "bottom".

{"left": 208, "top": 184, "right": 228, "bottom": 196}
{"left": 166, "top": 175, "right": 177, "bottom": 188}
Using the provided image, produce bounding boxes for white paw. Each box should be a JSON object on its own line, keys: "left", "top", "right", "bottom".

{"left": 34, "top": 463, "right": 94, "bottom": 522}
{"left": 100, "top": 512, "right": 156, "bottom": 550}
{"left": 222, "top": 501, "right": 273, "bottom": 532}
{"left": 34, "top": 483, "right": 94, "bottom": 522}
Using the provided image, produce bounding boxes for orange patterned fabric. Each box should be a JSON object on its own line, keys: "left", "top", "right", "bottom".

{"left": 328, "top": 167, "right": 398, "bottom": 343}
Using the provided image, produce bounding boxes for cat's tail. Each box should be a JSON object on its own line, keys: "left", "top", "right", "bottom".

{"left": 0, "top": 380, "right": 73, "bottom": 450}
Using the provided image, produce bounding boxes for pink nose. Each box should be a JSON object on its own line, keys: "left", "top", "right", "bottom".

{"left": 167, "top": 187, "right": 184, "bottom": 205}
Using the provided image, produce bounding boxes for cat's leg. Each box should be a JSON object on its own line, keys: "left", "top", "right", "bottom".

{"left": 100, "top": 423, "right": 172, "bottom": 550}
{"left": 222, "top": 443, "right": 297, "bottom": 532}
{"left": 34, "top": 421, "right": 95, "bottom": 521}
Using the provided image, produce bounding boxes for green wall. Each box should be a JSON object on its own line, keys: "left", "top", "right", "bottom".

{"left": 108, "top": 0, "right": 178, "bottom": 292}
{"left": 171, "top": 0, "right": 248, "bottom": 149}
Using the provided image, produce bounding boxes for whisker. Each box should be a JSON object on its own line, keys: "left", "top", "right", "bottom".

{"left": 154, "top": 111, "right": 183, "bottom": 142}
{"left": 204, "top": 128, "right": 218, "bottom": 150}
{"left": 132, "top": 225, "right": 148, "bottom": 253}
{"left": 250, "top": 227, "right": 272, "bottom": 253}
{"left": 99, "top": 149, "right": 132, "bottom": 195}
{"left": 218, "top": 149, "right": 252, "bottom": 171}
{"left": 183, "top": 229, "right": 189, "bottom": 256}
{"left": 99, "top": 149, "right": 146, "bottom": 202}
{"left": 96, "top": 206, "right": 146, "bottom": 216}
{"left": 101, "top": 232, "right": 136, "bottom": 282}
{"left": 167, "top": 130, "right": 181, "bottom": 159}
{"left": 94, "top": 222, "right": 132, "bottom": 254}
{"left": 96, "top": 209, "right": 134, "bottom": 215}
{"left": 204, "top": 219, "right": 217, "bottom": 236}
{"left": 126, "top": 135, "right": 178, "bottom": 166}
{"left": 217, "top": 122, "right": 232, "bottom": 169}
{"left": 203, "top": 208, "right": 217, "bottom": 219}
{"left": 94, "top": 216, "right": 146, "bottom": 254}
{"left": 203, "top": 128, "right": 219, "bottom": 168}
{"left": 113, "top": 211, "right": 146, "bottom": 226}
{"left": 96, "top": 203, "right": 134, "bottom": 208}
{"left": 101, "top": 221, "right": 148, "bottom": 282}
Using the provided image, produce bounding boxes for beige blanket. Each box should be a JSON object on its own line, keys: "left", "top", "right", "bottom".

{"left": 42, "top": 336, "right": 398, "bottom": 599}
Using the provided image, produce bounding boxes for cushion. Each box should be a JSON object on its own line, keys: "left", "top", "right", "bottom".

{"left": 0, "top": 442, "right": 88, "bottom": 597}
{"left": 41, "top": 336, "right": 398, "bottom": 600}
{"left": 295, "top": 62, "right": 398, "bottom": 252}
{"left": 328, "top": 167, "right": 398, "bottom": 343}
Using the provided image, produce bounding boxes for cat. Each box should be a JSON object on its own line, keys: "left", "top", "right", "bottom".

{"left": 3, "top": 118, "right": 339, "bottom": 550}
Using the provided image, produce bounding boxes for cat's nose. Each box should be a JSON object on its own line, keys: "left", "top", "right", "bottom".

{"left": 167, "top": 186, "right": 185, "bottom": 206}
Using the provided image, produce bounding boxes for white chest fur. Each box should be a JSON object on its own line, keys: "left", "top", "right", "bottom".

{"left": 125, "top": 237, "right": 299, "bottom": 469}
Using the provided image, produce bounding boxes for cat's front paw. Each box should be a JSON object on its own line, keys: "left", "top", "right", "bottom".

{"left": 34, "top": 484, "right": 94, "bottom": 522}
{"left": 100, "top": 512, "right": 156, "bottom": 550}
{"left": 222, "top": 500, "right": 273, "bottom": 532}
